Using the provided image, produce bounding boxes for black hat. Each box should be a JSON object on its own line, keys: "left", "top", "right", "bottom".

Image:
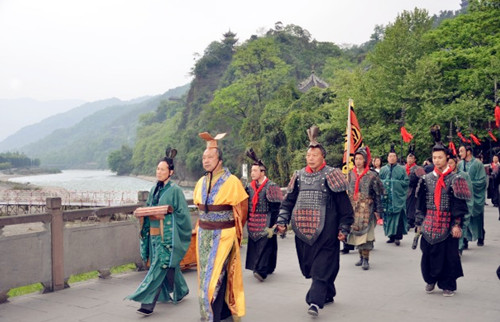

{"left": 307, "top": 125, "right": 326, "bottom": 157}
{"left": 161, "top": 147, "right": 177, "bottom": 170}
{"left": 407, "top": 144, "right": 416, "bottom": 157}
{"left": 430, "top": 125, "right": 448, "bottom": 154}
{"left": 246, "top": 148, "right": 266, "bottom": 171}
{"left": 389, "top": 143, "right": 397, "bottom": 155}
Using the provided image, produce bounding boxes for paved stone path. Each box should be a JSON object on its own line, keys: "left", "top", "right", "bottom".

{"left": 1, "top": 206, "right": 499, "bottom": 321}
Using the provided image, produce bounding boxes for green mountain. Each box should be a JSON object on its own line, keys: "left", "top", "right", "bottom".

{"left": 126, "top": 2, "right": 500, "bottom": 186}
{"left": 0, "top": 98, "right": 122, "bottom": 152}
{"left": 20, "top": 84, "right": 189, "bottom": 169}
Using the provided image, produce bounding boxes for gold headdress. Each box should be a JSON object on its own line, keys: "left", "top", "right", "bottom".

{"left": 199, "top": 132, "right": 226, "bottom": 149}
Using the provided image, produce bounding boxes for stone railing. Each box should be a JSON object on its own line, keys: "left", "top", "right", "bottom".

{"left": 0, "top": 191, "right": 198, "bottom": 303}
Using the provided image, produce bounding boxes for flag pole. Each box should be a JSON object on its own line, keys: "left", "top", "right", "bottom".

{"left": 346, "top": 99, "right": 353, "bottom": 179}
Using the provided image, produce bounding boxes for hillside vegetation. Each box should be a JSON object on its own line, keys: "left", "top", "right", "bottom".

{"left": 121, "top": 1, "right": 499, "bottom": 186}
{"left": 19, "top": 85, "right": 189, "bottom": 169}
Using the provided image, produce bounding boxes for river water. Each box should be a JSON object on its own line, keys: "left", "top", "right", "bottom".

{"left": 8, "top": 169, "right": 193, "bottom": 201}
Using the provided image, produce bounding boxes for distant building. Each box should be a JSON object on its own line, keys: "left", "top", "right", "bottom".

{"left": 298, "top": 71, "right": 329, "bottom": 93}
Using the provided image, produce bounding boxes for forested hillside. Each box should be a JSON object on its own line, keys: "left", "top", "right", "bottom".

{"left": 119, "top": 1, "right": 500, "bottom": 185}
{"left": 21, "top": 85, "right": 189, "bottom": 169}
{"left": 0, "top": 98, "right": 122, "bottom": 152}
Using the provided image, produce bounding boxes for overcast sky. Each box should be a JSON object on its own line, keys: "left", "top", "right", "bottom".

{"left": 0, "top": 0, "right": 461, "bottom": 102}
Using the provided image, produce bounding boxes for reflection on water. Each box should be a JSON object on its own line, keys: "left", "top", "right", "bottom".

{"left": 8, "top": 169, "right": 193, "bottom": 199}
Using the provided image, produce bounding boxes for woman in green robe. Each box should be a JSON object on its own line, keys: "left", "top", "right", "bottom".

{"left": 126, "top": 148, "right": 192, "bottom": 316}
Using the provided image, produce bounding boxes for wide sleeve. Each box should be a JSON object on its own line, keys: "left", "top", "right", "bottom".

{"left": 169, "top": 186, "right": 192, "bottom": 267}
{"left": 192, "top": 177, "right": 204, "bottom": 205}
{"left": 233, "top": 200, "right": 248, "bottom": 246}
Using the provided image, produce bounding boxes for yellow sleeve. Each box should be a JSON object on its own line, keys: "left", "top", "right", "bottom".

{"left": 193, "top": 177, "right": 204, "bottom": 205}
{"left": 213, "top": 175, "right": 249, "bottom": 206}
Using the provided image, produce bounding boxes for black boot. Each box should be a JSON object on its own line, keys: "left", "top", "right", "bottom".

{"left": 463, "top": 238, "right": 469, "bottom": 249}
{"left": 355, "top": 256, "right": 363, "bottom": 266}
{"left": 362, "top": 258, "right": 370, "bottom": 270}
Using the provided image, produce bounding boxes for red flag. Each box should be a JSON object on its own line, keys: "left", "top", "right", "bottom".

{"left": 495, "top": 105, "right": 500, "bottom": 128}
{"left": 470, "top": 133, "right": 481, "bottom": 145}
{"left": 343, "top": 100, "right": 363, "bottom": 174}
{"left": 457, "top": 131, "right": 471, "bottom": 143}
{"left": 448, "top": 141, "right": 457, "bottom": 156}
{"left": 400, "top": 126, "right": 413, "bottom": 143}
{"left": 488, "top": 131, "right": 498, "bottom": 142}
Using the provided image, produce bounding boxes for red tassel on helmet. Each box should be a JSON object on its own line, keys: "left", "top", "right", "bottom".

{"left": 470, "top": 133, "right": 481, "bottom": 145}
{"left": 448, "top": 141, "right": 457, "bottom": 156}
{"left": 400, "top": 126, "right": 413, "bottom": 143}
{"left": 457, "top": 131, "right": 471, "bottom": 143}
{"left": 488, "top": 130, "right": 498, "bottom": 142}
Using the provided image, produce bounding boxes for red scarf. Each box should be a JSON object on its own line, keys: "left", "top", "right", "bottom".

{"left": 405, "top": 162, "right": 416, "bottom": 176}
{"left": 250, "top": 177, "right": 268, "bottom": 214}
{"left": 434, "top": 166, "right": 452, "bottom": 219}
{"left": 353, "top": 166, "right": 370, "bottom": 201}
{"left": 305, "top": 161, "right": 326, "bottom": 173}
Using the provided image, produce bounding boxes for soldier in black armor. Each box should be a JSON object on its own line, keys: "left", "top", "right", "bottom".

{"left": 415, "top": 126, "right": 471, "bottom": 297}
{"left": 276, "top": 126, "right": 354, "bottom": 317}
{"left": 244, "top": 148, "right": 283, "bottom": 282}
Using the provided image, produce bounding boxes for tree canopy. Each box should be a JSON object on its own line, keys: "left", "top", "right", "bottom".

{"left": 113, "top": 1, "right": 500, "bottom": 185}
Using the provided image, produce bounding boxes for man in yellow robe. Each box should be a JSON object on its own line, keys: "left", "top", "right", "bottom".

{"left": 193, "top": 132, "right": 248, "bottom": 322}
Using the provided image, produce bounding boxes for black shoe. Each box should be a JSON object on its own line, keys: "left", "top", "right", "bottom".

{"left": 386, "top": 238, "right": 395, "bottom": 243}
{"left": 325, "top": 297, "right": 334, "bottom": 305}
{"left": 137, "top": 308, "right": 153, "bottom": 316}
{"left": 307, "top": 304, "right": 319, "bottom": 317}
{"left": 355, "top": 257, "right": 363, "bottom": 266}
{"left": 395, "top": 239, "right": 401, "bottom": 246}
{"left": 463, "top": 239, "right": 469, "bottom": 250}
{"left": 253, "top": 271, "right": 265, "bottom": 282}
{"left": 477, "top": 239, "right": 484, "bottom": 246}
{"left": 425, "top": 283, "right": 436, "bottom": 294}
{"left": 341, "top": 248, "right": 350, "bottom": 254}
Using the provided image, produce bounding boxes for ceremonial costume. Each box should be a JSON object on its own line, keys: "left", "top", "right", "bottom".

{"left": 416, "top": 169, "right": 470, "bottom": 292}
{"left": 194, "top": 132, "right": 248, "bottom": 322}
{"left": 244, "top": 149, "right": 283, "bottom": 280}
{"left": 277, "top": 126, "right": 354, "bottom": 315}
{"left": 127, "top": 149, "right": 192, "bottom": 315}
{"left": 347, "top": 147, "right": 384, "bottom": 269}
{"left": 380, "top": 163, "right": 409, "bottom": 242}
{"left": 406, "top": 152, "right": 426, "bottom": 229}
{"left": 458, "top": 156, "right": 486, "bottom": 243}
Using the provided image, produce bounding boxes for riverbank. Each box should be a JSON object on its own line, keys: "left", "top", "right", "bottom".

{"left": 0, "top": 171, "right": 70, "bottom": 199}
{"left": 134, "top": 174, "right": 196, "bottom": 187}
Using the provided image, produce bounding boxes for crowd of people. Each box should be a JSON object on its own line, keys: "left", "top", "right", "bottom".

{"left": 124, "top": 125, "right": 498, "bottom": 321}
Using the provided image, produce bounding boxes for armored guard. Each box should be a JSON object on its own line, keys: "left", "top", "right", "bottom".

{"left": 244, "top": 148, "right": 283, "bottom": 281}
{"left": 276, "top": 125, "right": 354, "bottom": 317}
{"left": 415, "top": 125, "right": 470, "bottom": 296}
